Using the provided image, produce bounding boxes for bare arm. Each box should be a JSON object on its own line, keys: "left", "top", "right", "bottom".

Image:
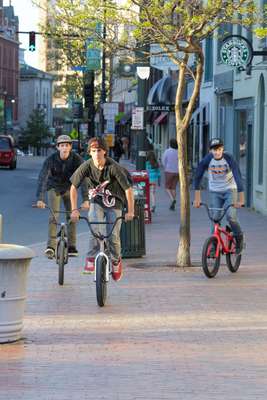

{"left": 70, "top": 184, "right": 80, "bottom": 222}
{"left": 125, "top": 187, "right": 135, "bottom": 221}
{"left": 193, "top": 190, "right": 201, "bottom": 208}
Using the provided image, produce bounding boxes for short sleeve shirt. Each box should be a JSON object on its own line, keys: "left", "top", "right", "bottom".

{"left": 70, "top": 157, "right": 131, "bottom": 209}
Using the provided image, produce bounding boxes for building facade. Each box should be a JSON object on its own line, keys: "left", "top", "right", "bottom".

{"left": 0, "top": 1, "right": 19, "bottom": 134}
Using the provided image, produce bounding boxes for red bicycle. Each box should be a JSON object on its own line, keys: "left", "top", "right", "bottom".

{"left": 201, "top": 203, "right": 242, "bottom": 278}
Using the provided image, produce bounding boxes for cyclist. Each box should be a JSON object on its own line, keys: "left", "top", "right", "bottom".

{"left": 193, "top": 138, "right": 245, "bottom": 254}
{"left": 36, "top": 135, "right": 88, "bottom": 259}
{"left": 70, "top": 137, "right": 134, "bottom": 281}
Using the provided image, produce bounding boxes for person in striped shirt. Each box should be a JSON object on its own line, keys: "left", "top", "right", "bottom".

{"left": 193, "top": 138, "right": 244, "bottom": 254}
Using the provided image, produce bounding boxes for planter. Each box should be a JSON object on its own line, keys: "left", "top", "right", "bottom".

{"left": 0, "top": 244, "right": 34, "bottom": 343}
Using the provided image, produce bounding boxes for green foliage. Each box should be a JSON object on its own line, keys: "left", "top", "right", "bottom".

{"left": 24, "top": 109, "right": 51, "bottom": 151}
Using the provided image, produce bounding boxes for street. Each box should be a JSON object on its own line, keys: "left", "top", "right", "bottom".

{"left": 1, "top": 157, "right": 267, "bottom": 399}
{"left": 0, "top": 156, "right": 87, "bottom": 246}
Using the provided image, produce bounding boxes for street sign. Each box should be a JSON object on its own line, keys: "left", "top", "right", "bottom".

{"left": 106, "top": 118, "right": 115, "bottom": 134}
{"left": 86, "top": 39, "right": 101, "bottom": 71}
{"left": 103, "top": 102, "right": 119, "bottom": 118}
{"left": 72, "top": 66, "right": 87, "bottom": 72}
{"left": 131, "top": 107, "right": 144, "bottom": 130}
{"left": 220, "top": 35, "right": 253, "bottom": 68}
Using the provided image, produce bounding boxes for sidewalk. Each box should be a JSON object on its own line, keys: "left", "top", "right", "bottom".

{"left": 1, "top": 162, "right": 267, "bottom": 399}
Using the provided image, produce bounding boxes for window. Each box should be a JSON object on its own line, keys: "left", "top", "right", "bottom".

{"left": 204, "top": 35, "right": 213, "bottom": 82}
{"left": 217, "top": 23, "right": 233, "bottom": 62}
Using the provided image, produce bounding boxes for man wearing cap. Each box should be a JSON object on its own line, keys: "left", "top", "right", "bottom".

{"left": 193, "top": 138, "right": 244, "bottom": 254}
{"left": 36, "top": 135, "right": 88, "bottom": 259}
{"left": 70, "top": 137, "right": 134, "bottom": 281}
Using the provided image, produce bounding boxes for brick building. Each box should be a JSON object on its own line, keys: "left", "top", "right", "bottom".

{"left": 0, "top": 1, "right": 19, "bottom": 134}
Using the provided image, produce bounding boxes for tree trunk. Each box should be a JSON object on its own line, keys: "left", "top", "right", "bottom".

{"left": 176, "top": 125, "right": 191, "bottom": 267}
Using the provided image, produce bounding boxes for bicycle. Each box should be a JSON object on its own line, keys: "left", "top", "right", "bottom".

{"left": 79, "top": 215, "right": 125, "bottom": 307}
{"left": 33, "top": 204, "right": 72, "bottom": 286}
{"left": 200, "top": 203, "right": 242, "bottom": 278}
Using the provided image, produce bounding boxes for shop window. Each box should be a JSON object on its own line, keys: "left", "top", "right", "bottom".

{"left": 258, "top": 75, "right": 265, "bottom": 185}
{"left": 204, "top": 36, "right": 213, "bottom": 82}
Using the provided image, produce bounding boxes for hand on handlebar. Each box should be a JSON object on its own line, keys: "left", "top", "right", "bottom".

{"left": 124, "top": 212, "right": 135, "bottom": 222}
{"left": 37, "top": 200, "right": 46, "bottom": 209}
{"left": 233, "top": 201, "right": 244, "bottom": 208}
{"left": 71, "top": 209, "right": 80, "bottom": 223}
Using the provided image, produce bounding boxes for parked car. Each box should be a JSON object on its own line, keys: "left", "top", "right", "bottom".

{"left": 0, "top": 135, "right": 17, "bottom": 169}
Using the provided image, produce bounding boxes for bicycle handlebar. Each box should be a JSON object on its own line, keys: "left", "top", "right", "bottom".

{"left": 79, "top": 215, "right": 127, "bottom": 240}
{"left": 32, "top": 203, "right": 80, "bottom": 225}
{"left": 200, "top": 202, "right": 234, "bottom": 223}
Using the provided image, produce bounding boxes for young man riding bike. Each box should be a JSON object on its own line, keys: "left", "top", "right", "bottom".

{"left": 36, "top": 135, "right": 88, "bottom": 259}
{"left": 193, "top": 138, "right": 245, "bottom": 254}
{"left": 70, "top": 137, "right": 134, "bottom": 281}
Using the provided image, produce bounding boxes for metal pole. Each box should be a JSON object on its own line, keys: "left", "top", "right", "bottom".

{"left": 100, "top": 20, "right": 106, "bottom": 136}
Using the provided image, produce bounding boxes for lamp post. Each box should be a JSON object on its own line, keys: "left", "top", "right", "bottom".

{"left": 135, "top": 59, "right": 150, "bottom": 170}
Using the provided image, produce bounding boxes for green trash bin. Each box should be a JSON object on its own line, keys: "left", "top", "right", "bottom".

{"left": 121, "top": 196, "right": 146, "bottom": 258}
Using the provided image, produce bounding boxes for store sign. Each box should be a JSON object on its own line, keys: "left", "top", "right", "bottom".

{"left": 103, "top": 102, "right": 119, "bottom": 119}
{"left": 220, "top": 35, "right": 253, "bottom": 68}
{"left": 131, "top": 107, "right": 144, "bottom": 130}
{"left": 146, "top": 104, "right": 174, "bottom": 112}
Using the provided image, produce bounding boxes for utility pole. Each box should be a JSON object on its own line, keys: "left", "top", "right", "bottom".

{"left": 100, "top": 20, "right": 107, "bottom": 136}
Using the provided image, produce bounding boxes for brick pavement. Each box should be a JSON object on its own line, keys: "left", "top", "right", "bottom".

{"left": 1, "top": 161, "right": 267, "bottom": 399}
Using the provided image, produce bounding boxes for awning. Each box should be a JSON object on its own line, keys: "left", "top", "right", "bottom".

{"left": 153, "top": 112, "right": 168, "bottom": 125}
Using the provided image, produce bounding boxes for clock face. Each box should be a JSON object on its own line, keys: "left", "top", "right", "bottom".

{"left": 220, "top": 36, "right": 253, "bottom": 67}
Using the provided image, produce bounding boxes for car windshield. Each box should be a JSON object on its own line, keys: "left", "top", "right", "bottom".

{"left": 0, "top": 138, "right": 10, "bottom": 150}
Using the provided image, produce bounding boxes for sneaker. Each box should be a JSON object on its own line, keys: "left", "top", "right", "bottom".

{"left": 68, "top": 246, "right": 78, "bottom": 257}
{"left": 83, "top": 257, "right": 95, "bottom": 274}
{"left": 112, "top": 258, "right": 123, "bottom": 281}
{"left": 169, "top": 199, "right": 176, "bottom": 210}
{"left": 45, "top": 247, "right": 55, "bottom": 259}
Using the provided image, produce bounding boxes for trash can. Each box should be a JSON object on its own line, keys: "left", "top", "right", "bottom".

{"left": 0, "top": 244, "right": 34, "bottom": 343}
{"left": 121, "top": 196, "right": 146, "bottom": 258}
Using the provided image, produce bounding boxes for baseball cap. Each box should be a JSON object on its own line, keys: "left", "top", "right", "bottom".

{"left": 56, "top": 135, "right": 72, "bottom": 145}
{"left": 209, "top": 138, "right": 224, "bottom": 149}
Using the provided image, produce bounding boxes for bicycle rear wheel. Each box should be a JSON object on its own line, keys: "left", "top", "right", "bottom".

{"left": 96, "top": 255, "right": 107, "bottom": 307}
{"left": 202, "top": 236, "right": 220, "bottom": 278}
{"left": 57, "top": 239, "right": 68, "bottom": 285}
{"left": 226, "top": 237, "right": 241, "bottom": 273}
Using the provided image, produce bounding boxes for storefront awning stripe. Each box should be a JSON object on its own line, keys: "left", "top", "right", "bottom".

{"left": 153, "top": 112, "right": 168, "bottom": 125}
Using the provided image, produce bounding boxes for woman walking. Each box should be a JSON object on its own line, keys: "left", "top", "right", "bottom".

{"left": 146, "top": 150, "right": 161, "bottom": 213}
{"left": 162, "top": 138, "right": 179, "bottom": 210}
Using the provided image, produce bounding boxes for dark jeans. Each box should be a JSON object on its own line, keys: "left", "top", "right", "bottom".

{"left": 47, "top": 189, "right": 76, "bottom": 249}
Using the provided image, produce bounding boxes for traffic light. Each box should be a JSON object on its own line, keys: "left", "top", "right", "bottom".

{"left": 29, "top": 31, "right": 36, "bottom": 52}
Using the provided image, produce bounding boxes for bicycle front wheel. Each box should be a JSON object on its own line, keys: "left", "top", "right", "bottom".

{"left": 226, "top": 237, "right": 241, "bottom": 273}
{"left": 96, "top": 255, "right": 107, "bottom": 307}
{"left": 202, "top": 236, "right": 220, "bottom": 278}
{"left": 57, "top": 239, "right": 67, "bottom": 285}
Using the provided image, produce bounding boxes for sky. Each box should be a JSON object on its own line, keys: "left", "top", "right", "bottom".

{"left": 4, "top": 0, "right": 40, "bottom": 68}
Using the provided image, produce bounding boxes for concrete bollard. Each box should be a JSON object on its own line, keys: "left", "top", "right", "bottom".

{"left": 0, "top": 244, "right": 35, "bottom": 343}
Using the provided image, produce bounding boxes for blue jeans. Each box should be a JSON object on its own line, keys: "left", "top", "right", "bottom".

{"left": 209, "top": 190, "right": 242, "bottom": 237}
{"left": 87, "top": 203, "right": 122, "bottom": 263}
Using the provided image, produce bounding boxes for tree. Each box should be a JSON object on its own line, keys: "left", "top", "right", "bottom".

{"left": 37, "top": 0, "right": 262, "bottom": 267}
{"left": 24, "top": 109, "right": 50, "bottom": 155}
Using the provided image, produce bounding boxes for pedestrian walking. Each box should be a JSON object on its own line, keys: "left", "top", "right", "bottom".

{"left": 146, "top": 150, "right": 161, "bottom": 213}
{"left": 36, "top": 135, "right": 88, "bottom": 259}
{"left": 162, "top": 138, "right": 179, "bottom": 210}
{"left": 70, "top": 137, "right": 134, "bottom": 280}
{"left": 193, "top": 137, "right": 244, "bottom": 254}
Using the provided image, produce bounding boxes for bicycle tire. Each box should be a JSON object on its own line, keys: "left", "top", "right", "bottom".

{"left": 96, "top": 255, "right": 107, "bottom": 307}
{"left": 226, "top": 237, "right": 241, "bottom": 273}
{"left": 202, "top": 236, "right": 220, "bottom": 278}
{"left": 57, "top": 239, "right": 67, "bottom": 286}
